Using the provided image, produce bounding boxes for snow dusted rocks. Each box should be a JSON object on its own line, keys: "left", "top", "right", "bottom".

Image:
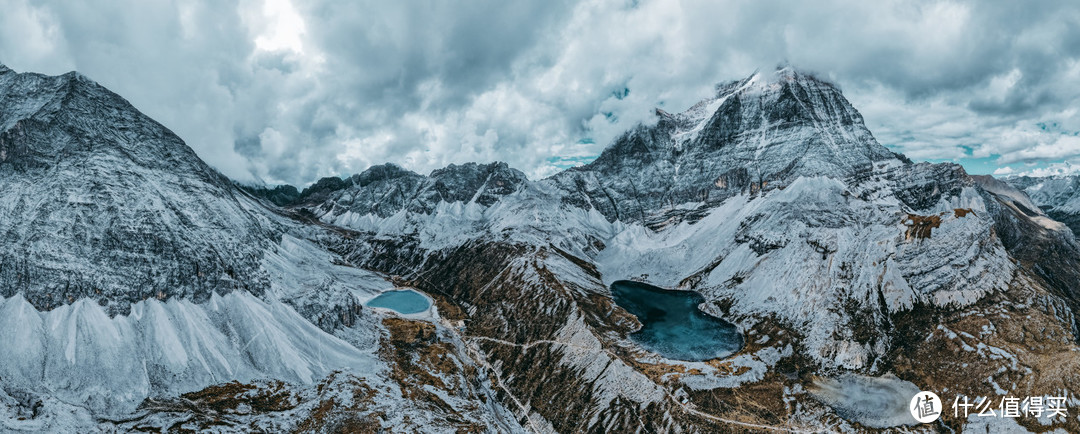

{"left": 596, "top": 174, "right": 1014, "bottom": 370}
{"left": 300, "top": 67, "right": 1080, "bottom": 431}
{"left": 268, "top": 67, "right": 1080, "bottom": 432}
{"left": 0, "top": 65, "right": 525, "bottom": 432}
{"left": 1006, "top": 174, "right": 1080, "bottom": 237}
{"left": 0, "top": 66, "right": 278, "bottom": 314}
{"left": 548, "top": 67, "right": 902, "bottom": 224}
{"left": 295, "top": 69, "right": 1080, "bottom": 431}
{"left": 295, "top": 161, "right": 528, "bottom": 219}
{"left": 5, "top": 62, "right": 1080, "bottom": 432}
{"left": 0, "top": 292, "right": 367, "bottom": 417}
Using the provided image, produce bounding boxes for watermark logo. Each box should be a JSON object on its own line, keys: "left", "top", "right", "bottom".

{"left": 953, "top": 395, "right": 1069, "bottom": 419}
{"left": 911, "top": 391, "right": 942, "bottom": 423}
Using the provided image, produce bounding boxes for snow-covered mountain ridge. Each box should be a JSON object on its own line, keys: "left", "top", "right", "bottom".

{"left": 0, "top": 64, "right": 524, "bottom": 432}
{"left": 1005, "top": 174, "right": 1080, "bottom": 237}
{"left": 295, "top": 67, "right": 1080, "bottom": 432}
{"left": 0, "top": 65, "right": 278, "bottom": 314}
{"left": 550, "top": 67, "right": 903, "bottom": 223}
{"left": 288, "top": 68, "right": 905, "bottom": 227}
{"left": 5, "top": 63, "right": 1080, "bottom": 432}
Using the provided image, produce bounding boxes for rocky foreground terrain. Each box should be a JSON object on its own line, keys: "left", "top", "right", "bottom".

{"left": 2, "top": 63, "right": 1079, "bottom": 432}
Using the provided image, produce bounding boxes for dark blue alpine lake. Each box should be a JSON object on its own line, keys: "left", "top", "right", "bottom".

{"left": 611, "top": 280, "right": 743, "bottom": 361}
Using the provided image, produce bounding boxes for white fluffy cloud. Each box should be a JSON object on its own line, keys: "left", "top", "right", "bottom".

{"left": 2, "top": 0, "right": 1079, "bottom": 185}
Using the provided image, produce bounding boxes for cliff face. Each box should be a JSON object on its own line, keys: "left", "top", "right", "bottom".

{"left": 547, "top": 68, "right": 901, "bottom": 223}
{"left": 0, "top": 66, "right": 279, "bottom": 314}
{"left": 280, "top": 161, "right": 526, "bottom": 230}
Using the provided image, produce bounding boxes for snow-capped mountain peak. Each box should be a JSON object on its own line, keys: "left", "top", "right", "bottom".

{"left": 546, "top": 67, "right": 900, "bottom": 224}
{"left": 0, "top": 65, "right": 277, "bottom": 314}
{"left": 7, "top": 61, "right": 1080, "bottom": 433}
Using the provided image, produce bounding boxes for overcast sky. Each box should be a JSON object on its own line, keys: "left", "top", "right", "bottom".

{"left": 2, "top": 0, "right": 1079, "bottom": 185}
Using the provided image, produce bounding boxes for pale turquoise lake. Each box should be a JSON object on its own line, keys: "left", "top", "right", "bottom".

{"left": 367, "top": 289, "right": 431, "bottom": 314}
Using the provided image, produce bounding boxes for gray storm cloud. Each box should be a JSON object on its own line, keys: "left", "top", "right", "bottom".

{"left": 1, "top": 0, "right": 1079, "bottom": 185}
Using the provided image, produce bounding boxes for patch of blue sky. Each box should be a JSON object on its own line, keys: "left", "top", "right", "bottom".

{"left": 545, "top": 155, "right": 596, "bottom": 170}
{"left": 924, "top": 156, "right": 1003, "bottom": 175}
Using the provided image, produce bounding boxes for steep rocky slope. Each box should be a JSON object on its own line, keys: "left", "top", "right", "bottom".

{"left": 548, "top": 68, "right": 903, "bottom": 225}
{"left": 0, "top": 65, "right": 278, "bottom": 314}
{"left": 296, "top": 68, "right": 1080, "bottom": 432}
{"left": 0, "top": 65, "right": 523, "bottom": 432}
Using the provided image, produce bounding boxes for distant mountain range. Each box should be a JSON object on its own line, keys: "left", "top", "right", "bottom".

{"left": 1005, "top": 174, "right": 1080, "bottom": 236}
{"left": 2, "top": 63, "right": 1079, "bottom": 432}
